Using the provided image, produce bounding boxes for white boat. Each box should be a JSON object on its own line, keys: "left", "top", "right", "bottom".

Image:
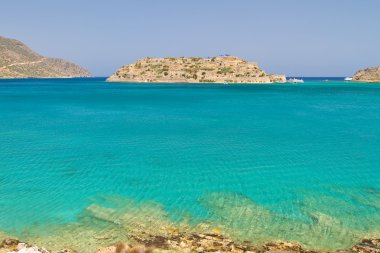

{"left": 344, "top": 77, "right": 353, "bottom": 81}
{"left": 287, "top": 78, "right": 304, "bottom": 84}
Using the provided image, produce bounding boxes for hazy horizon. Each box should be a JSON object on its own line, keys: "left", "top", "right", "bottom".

{"left": 1, "top": 0, "right": 379, "bottom": 77}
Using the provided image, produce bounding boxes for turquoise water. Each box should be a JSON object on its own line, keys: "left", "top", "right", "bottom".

{"left": 0, "top": 78, "right": 379, "bottom": 250}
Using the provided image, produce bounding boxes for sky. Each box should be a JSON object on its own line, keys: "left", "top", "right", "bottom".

{"left": 0, "top": 0, "right": 379, "bottom": 77}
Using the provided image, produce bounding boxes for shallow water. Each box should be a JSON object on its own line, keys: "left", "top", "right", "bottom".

{"left": 0, "top": 78, "right": 379, "bottom": 251}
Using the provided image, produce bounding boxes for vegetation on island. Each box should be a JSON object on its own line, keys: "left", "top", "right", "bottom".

{"left": 107, "top": 56, "right": 286, "bottom": 84}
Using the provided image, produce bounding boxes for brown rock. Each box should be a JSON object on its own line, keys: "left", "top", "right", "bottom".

{"left": 127, "top": 245, "right": 153, "bottom": 253}
{"left": 166, "top": 227, "right": 180, "bottom": 235}
{"left": 1, "top": 238, "right": 20, "bottom": 250}
{"left": 212, "top": 227, "right": 223, "bottom": 235}
{"left": 59, "top": 248, "right": 77, "bottom": 253}
{"left": 115, "top": 242, "right": 131, "bottom": 253}
{"left": 264, "top": 241, "right": 303, "bottom": 253}
{"left": 139, "top": 235, "right": 167, "bottom": 249}
{"left": 352, "top": 238, "right": 380, "bottom": 253}
{"left": 96, "top": 245, "right": 117, "bottom": 253}
{"left": 362, "top": 239, "right": 380, "bottom": 247}
{"left": 352, "top": 67, "right": 380, "bottom": 83}
{"left": 230, "top": 244, "right": 245, "bottom": 253}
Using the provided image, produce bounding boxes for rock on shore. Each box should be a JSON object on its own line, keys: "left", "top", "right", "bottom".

{"left": 0, "top": 35, "right": 91, "bottom": 78}
{"left": 97, "top": 235, "right": 380, "bottom": 253}
{"left": 3, "top": 236, "right": 379, "bottom": 253}
{"left": 107, "top": 56, "right": 286, "bottom": 84}
{"left": 352, "top": 67, "right": 380, "bottom": 83}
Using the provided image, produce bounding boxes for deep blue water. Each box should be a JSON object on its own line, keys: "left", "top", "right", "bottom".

{"left": 0, "top": 78, "right": 379, "bottom": 250}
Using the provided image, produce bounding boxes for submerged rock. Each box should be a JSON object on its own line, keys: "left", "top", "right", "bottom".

{"left": 95, "top": 245, "right": 117, "bottom": 253}
{"left": 58, "top": 249, "right": 76, "bottom": 253}
{"left": 131, "top": 232, "right": 257, "bottom": 252}
{"left": 96, "top": 243, "right": 152, "bottom": 253}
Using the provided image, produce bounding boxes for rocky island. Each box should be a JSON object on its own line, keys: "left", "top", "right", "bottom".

{"left": 107, "top": 56, "right": 286, "bottom": 84}
{"left": 352, "top": 66, "right": 380, "bottom": 83}
{"left": 0, "top": 36, "right": 91, "bottom": 78}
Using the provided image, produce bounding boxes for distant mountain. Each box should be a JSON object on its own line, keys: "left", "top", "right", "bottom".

{"left": 0, "top": 36, "right": 91, "bottom": 78}
{"left": 352, "top": 66, "right": 380, "bottom": 83}
{"left": 107, "top": 56, "right": 286, "bottom": 84}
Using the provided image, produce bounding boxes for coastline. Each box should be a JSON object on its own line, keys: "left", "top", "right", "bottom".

{"left": 0, "top": 193, "right": 379, "bottom": 253}
{"left": 1, "top": 233, "right": 379, "bottom": 253}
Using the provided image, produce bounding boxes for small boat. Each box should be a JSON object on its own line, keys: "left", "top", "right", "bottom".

{"left": 344, "top": 77, "right": 353, "bottom": 81}
{"left": 287, "top": 78, "right": 304, "bottom": 84}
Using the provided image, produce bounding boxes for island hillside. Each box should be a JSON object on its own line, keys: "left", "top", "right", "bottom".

{"left": 107, "top": 56, "right": 286, "bottom": 84}
{"left": 352, "top": 66, "right": 380, "bottom": 83}
{"left": 0, "top": 36, "right": 91, "bottom": 78}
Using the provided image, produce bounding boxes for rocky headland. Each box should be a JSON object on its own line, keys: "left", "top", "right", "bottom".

{"left": 0, "top": 36, "right": 91, "bottom": 78}
{"left": 107, "top": 56, "right": 286, "bottom": 84}
{"left": 352, "top": 67, "right": 380, "bottom": 83}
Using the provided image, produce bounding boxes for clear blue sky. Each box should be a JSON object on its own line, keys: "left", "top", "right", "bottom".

{"left": 1, "top": 0, "right": 379, "bottom": 77}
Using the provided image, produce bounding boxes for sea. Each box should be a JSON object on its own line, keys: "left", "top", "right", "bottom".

{"left": 0, "top": 77, "right": 379, "bottom": 251}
